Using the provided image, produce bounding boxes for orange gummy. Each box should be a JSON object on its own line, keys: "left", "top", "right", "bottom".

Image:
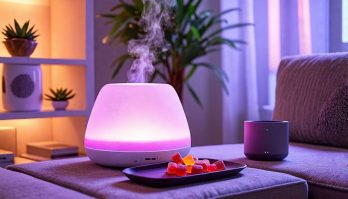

{"left": 187, "top": 165, "right": 193, "bottom": 173}
{"left": 183, "top": 154, "right": 195, "bottom": 166}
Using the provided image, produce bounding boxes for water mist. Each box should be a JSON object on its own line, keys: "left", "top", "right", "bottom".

{"left": 127, "top": 0, "right": 175, "bottom": 83}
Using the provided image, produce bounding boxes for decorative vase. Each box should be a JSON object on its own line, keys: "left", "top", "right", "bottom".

{"left": 3, "top": 39, "right": 37, "bottom": 57}
{"left": 52, "top": 101, "right": 69, "bottom": 111}
{"left": 2, "top": 63, "right": 42, "bottom": 111}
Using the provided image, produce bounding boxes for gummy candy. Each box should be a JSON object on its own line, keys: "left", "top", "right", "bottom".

{"left": 207, "top": 163, "right": 217, "bottom": 172}
{"left": 195, "top": 160, "right": 209, "bottom": 172}
{"left": 214, "top": 160, "right": 226, "bottom": 170}
{"left": 172, "top": 152, "right": 183, "bottom": 164}
{"left": 182, "top": 154, "right": 195, "bottom": 166}
{"left": 202, "top": 159, "right": 210, "bottom": 165}
{"left": 187, "top": 165, "right": 193, "bottom": 173}
{"left": 167, "top": 153, "right": 226, "bottom": 176}
{"left": 166, "top": 162, "right": 177, "bottom": 175}
{"left": 191, "top": 165, "right": 203, "bottom": 174}
{"left": 176, "top": 164, "right": 187, "bottom": 176}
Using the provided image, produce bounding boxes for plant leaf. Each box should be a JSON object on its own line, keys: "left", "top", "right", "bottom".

{"left": 111, "top": 54, "right": 130, "bottom": 78}
{"left": 213, "top": 8, "right": 240, "bottom": 18}
{"left": 184, "top": 64, "right": 197, "bottom": 81}
{"left": 194, "top": 62, "right": 229, "bottom": 94}
{"left": 202, "top": 22, "right": 253, "bottom": 42}
{"left": 185, "top": 82, "right": 203, "bottom": 108}
{"left": 190, "top": 26, "right": 201, "bottom": 41}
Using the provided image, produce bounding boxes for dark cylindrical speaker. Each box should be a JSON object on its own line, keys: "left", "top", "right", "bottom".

{"left": 244, "top": 121, "right": 289, "bottom": 161}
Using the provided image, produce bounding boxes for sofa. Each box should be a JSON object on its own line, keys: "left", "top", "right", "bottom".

{"left": 0, "top": 53, "right": 347, "bottom": 199}
{"left": 245, "top": 53, "right": 348, "bottom": 198}
{"left": 194, "top": 53, "right": 348, "bottom": 198}
{"left": 272, "top": 53, "right": 348, "bottom": 198}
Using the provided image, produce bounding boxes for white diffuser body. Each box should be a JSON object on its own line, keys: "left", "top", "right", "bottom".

{"left": 84, "top": 83, "right": 191, "bottom": 167}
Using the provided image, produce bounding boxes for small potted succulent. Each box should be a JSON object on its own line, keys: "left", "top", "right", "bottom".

{"left": 45, "top": 88, "right": 76, "bottom": 111}
{"left": 2, "top": 19, "right": 38, "bottom": 57}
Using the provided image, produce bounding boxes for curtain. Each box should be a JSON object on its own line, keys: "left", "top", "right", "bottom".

{"left": 220, "top": 0, "right": 329, "bottom": 144}
{"left": 221, "top": 0, "right": 260, "bottom": 143}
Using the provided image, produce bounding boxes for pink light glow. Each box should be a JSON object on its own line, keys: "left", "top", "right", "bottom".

{"left": 84, "top": 83, "right": 191, "bottom": 152}
{"left": 268, "top": 0, "right": 281, "bottom": 73}
{"left": 298, "top": 0, "right": 312, "bottom": 54}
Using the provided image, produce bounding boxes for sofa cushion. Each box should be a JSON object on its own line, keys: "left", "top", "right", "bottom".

{"left": 0, "top": 167, "right": 92, "bottom": 199}
{"left": 317, "top": 86, "right": 348, "bottom": 147}
{"left": 191, "top": 143, "right": 348, "bottom": 199}
{"left": 7, "top": 157, "right": 307, "bottom": 199}
{"left": 272, "top": 53, "right": 348, "bottom": 148}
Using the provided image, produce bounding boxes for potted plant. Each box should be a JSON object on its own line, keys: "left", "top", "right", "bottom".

{"left": 100, "top": 0, "right": 250, "bottom": 107}
{"left": 45, "top": 88, "right": 76, "bottom": 111}
{"left": 1, "top": 19, "right": 41, "bottom": 112}
{"left": 2, "top": 19, "right": 38, "bottom": 57}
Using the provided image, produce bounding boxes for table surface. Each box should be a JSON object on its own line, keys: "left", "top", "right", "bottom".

{"left": 7, "top": 144, "right": 308, "bottom": 199}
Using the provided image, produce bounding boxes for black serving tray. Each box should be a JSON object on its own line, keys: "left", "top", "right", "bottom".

{"left": 122, "top": 159, "right": 246, "bottom": 187}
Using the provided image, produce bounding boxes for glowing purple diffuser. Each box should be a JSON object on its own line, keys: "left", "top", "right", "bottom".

{"left": 85, "top": 83, "right": 191, "bottom": 167}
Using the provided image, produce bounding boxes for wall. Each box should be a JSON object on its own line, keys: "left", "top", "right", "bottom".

{"left": 94, "top": 0, "right": 223, "bottom": 146}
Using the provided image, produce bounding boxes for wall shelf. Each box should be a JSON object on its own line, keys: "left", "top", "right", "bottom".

{"left": 0, "top": 0, "right": 94, "bottom": 156}
{"left": 0, "top": 110, "right": 88, "bottom": 120}
{"left": 0, "top": 57, "right": 86, "bottom": 66}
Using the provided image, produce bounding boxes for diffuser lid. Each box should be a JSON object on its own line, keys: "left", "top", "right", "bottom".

{"left": 85, "top": 83, "right": 191, "bottom": 152}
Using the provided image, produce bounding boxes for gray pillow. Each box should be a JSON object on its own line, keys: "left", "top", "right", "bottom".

{"left": 273, "top": 53, "right": 348, "bottom": 148}
{"left": 316, "top": 86, "right": 348, "bottom": 148}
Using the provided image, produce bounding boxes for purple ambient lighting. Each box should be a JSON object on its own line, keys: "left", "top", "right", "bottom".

{"left": 84, "top": 83, "right": 191, "bottom": 167}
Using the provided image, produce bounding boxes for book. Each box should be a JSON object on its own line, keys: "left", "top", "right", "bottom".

{"left": 26, "top": 141, "right": 78, "bottom": 159}
{"left": 0, "top": 127, "right": 17, "bottom": 155}
{"left": 21, "top": 153, "right": 51, "bottom": 161}
{"left": 0, "top": 149, "right": 14, "bottom": 163}
{"left": 21, "top": 153, "right": 80, "bottom": 162}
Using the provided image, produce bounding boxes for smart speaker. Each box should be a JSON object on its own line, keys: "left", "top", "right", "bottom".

{"left": 85, "top": 83, "right": 191, "bottom": 167}
{"left": 244, "top": 121, "right": 289, "bottom": 161}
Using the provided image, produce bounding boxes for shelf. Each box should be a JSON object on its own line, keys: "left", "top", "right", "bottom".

{"left": 15, "top": 156, "right": 35, "bottom": 165}
{"left": 0, "top": 57, "right": 86, "bottom": 66}
{"left": 0, "top": 110, "right": 88, "bottom": 120}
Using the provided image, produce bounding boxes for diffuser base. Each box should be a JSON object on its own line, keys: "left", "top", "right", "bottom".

{"left": 86, "top": 146, "right": 190, "bottom": 167}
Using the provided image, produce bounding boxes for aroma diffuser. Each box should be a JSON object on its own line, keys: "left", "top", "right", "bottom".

{"left": 85, "top": 83, "right": 191, "bottom": 167}
{"left": 244, "top": 121, "right": 289, "bottom": 161}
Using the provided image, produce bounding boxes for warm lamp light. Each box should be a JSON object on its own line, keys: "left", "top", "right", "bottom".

{"left": 85, "top": 83, "right": 191, "bottom": 167}
{"left": 0, "top": 0, "right": 49, "bottom": 5}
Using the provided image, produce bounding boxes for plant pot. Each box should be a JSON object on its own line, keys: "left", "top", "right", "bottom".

{"left": 2, "top": 63, "right": 42, "bottom": 111}
{"left": 52, "top": 101, "right": 69, "bottom": 110}
{"left": 3, "top": 39, "right": 37, "bottom": 57}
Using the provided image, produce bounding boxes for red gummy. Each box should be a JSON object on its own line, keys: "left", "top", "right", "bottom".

{"left": 172, "top": 152, "right": 183, "bottom": 164}
{"left": 176, "top": 164, "right": 187, "bottom": 176}
{"left": 195, "top": 160, "right": 210, "bottom": 172}
{"left": 214, "top": 160, "right": 226, "bottom": 171}
{"left": 207, "top": 163, "right": 217, "bottom": 172}
{"left": 166, "top": 162, "right": 177, "bottom": 175}
{"left": 202, "top": 159, "right": 210, "bottom": 165}
{"left": 191, "top": 164, "right": 203, "bottom": 174}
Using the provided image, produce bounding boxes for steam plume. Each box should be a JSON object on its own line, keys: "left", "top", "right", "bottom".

{"left": 127, "top": 0, "right": 175, "bottom": 83}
